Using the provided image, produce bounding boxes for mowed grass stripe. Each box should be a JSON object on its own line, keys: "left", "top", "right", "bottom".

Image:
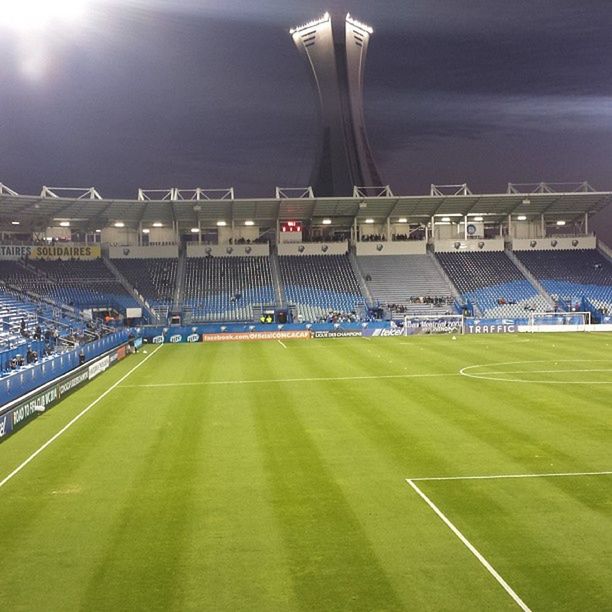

{"left": 271, "top": 340, "right": 520, "bottom": 609}
{"left": 0, "top": 334, "right": 610, "bottom": 610}
{"left": 418, "top": 475, "right": 612, "bottom": 610}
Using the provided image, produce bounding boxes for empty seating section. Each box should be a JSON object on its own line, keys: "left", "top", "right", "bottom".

{"left": 184, "top": 257, "right": 274, "bottom": 321}
{"left": 516, "top": 249, "right": 612, "bottom": 312}
{"left": 358, "top": 255, "right": 453, "bottom": 315}
{"left": 26, "top": 260, "right": 137, "bottom": 309}
{"left": 279, "top": 255, "right": 364, "bottom": 321}
{"left": 0, "top": 290, "right": 38, "bottom": 349}
{"left": 114, "top": 258, "right": 177, "bottom": 308}
{"left": 436, "top": 252, "right": 549, "bottom": 316}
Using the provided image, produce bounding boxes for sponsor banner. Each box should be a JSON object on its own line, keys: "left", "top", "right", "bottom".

{"left": 202, "top": 330, "right": 311, "bottom": 342}
{"left": 12, "top": 387, "right": 59, "bottom": 428}
{"left": 465, "top": 322, "right": 517, "bottom": 334}
{"left": 0, "top": 245, "right": 33, "bottom": 261}
{"left": 0, "top": 243, "right": 101, "bottom": 261}
{"left": 58, "top": 370, "right": 89, "bottom": 396}
{"left": 152, "top": 335, "right": 164, "bottom": 344}
{"left": 362, "top": 328, "right": 404, "bottom": 337}
{"left": 30, "top": 244, "right": 101, "bottom": 260}
{"left": 169, "top": 334, "right": 182, "bottom": 343}
{"left": 0, "top": 412, "right": 13, "bottom": 439}
{"left": 186, "top": 333, "right": 200, "bottom": 343}
{"left": 88, "top": 355, "right": 110, "bottom": 380}
{"left": 116, "top": 346, "right": 127, "bottom": 361}
{"left": 313, "top": 330, "right": 363, "bottom": 338}
{"left": 403, "top": 318, "right": 463, "bottom": 335}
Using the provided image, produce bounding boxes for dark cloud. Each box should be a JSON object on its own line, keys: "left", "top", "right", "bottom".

{"left": 0, "top": 0, "right": 610, "bottom": 239}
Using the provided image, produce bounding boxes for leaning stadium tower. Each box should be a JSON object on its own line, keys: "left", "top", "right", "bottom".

{"left": 290, "top": 12, "right": 383, "bottom": 197}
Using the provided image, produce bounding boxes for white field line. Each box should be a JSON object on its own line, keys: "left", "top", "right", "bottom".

{"left": 120, "top": 371, "right": 460, "bottom": 388}
{"left": 0, "top": 344, "right": 163, "bottom": 491}
{"left": 277, "top": 340, "right": 287, "bottom": 349}
{"left": 476, "top": 368, "right": 612, "bottom": 375}
{"left": 460, "top": 359, "right": 612, "bottom": 385}
{"left": 406, "top": 479, "right": 532, "bottom": 612}
{"left": 410, "top": 470, "right": 612, "bottom": 482}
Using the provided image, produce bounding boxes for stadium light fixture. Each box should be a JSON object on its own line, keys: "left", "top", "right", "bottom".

{"left": 556, "top": 220, "right": 566, "bottom": 226}
{"left": 441, "top": 216, "right": 451, "bottom": 222}
{"left": 2, "top": 0, "right": 90, "bottom": 32}
{"left": 11, "top": 221, "right": 20, "bottom": 225}
{"left": 152, "top": 222, "right": 163, "bottom": 228}
{"left": 216, "top": 221, "right": 227, "bottom": 227}
{"left": 397, "top": 218, "right": 408, "bottom": 223}
{"left": 517, "top": 215, "right": 527, "bottom": 221}
{"left": 473, "top": 216, "right": 483, "bottom": 222}
{"left": 59, "top": 221, "right": 70, "bottom": 227}
{"left": 244, "top": 220, "right": 255, "bottom": 226}
{"left": 142, "top": 228, "right": 150, "bottom": 234}
{"left": 322, "top": 218, "right": 332, "bottom": 225}
{"left": 364, "top": 218, "right": 374, "bottom": 224}
{"left": 190, "top": 227, "right": 200, "bottom": 233}
{"left": 95, "top": 229, "right": 101, "bottom": 233}
{"left": 114, "top": 222, "right": 125, "bottom": 228}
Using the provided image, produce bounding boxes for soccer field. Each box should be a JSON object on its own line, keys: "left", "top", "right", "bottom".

{"left": 0, "top": 334, "right": 610, "bottom": 611}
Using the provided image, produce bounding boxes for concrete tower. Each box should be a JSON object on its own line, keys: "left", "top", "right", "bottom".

{"left": 290, "top": 12, "right": 383, "bottom": 197}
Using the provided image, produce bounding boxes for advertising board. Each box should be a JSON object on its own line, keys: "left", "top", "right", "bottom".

{"left": 88, "top": 355, "right": 110, "bottom": 380}
{"left": 0, "top": 243, "right": 101, "bottom": 261}
{"left": 312, "top": 330, "right": 363, "bottom": 338}
{"left": 464, "top": 321, "right": 517, "bottom": 334}
{"left": 202, "top": 330, "right": 311, "bottom": 342}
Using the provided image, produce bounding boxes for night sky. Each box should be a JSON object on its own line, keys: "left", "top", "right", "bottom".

{"left": 1, "top": 0, "right": 611, "bottom": 238}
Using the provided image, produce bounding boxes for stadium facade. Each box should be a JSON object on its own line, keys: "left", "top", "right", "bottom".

{"left": 290, "top": 12, "right": 383, "bottom": 197}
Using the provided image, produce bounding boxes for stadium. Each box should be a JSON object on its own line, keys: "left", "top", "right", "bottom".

{"left": 1, "top": 4, "right": 612, "bottom": 612}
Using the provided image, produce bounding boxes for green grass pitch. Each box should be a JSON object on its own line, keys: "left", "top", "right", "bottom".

{"left": 0, "top": 333, "right": 611, "bottom": 611}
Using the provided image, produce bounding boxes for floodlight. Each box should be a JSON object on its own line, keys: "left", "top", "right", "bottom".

{"left": 152, "top": 222, "right": 163, "bottom": 227}
{"left": 114, "top": 221, "right": 125, "bottom": 228}
{"left": 556, "top": 220, "right": 566, "bottom": 226}
{"left": 1, "top": 0, "right": 89, "bottom": 31}
{"left": 59, "top": 221, "right": 70, "bottom": 227}
{"left": 397, "top": 218, "right": 408, "bottom": 223}
{"left": 190, "top": 228, "right": 200, "bottom": 233}
{"left": 517, "top": 215, "right": 527, "bottom": 221}
{"left": 216, "top": 221, "right": 227, "bottom": 227}
{"left": 244, "top": 220, "right": 255, "bottom": 226}
{"left": 364, "top": 218, "right": 374, "bottom": 224}
{"left": 322, "top": 219, "right": 332, "bottom": 225}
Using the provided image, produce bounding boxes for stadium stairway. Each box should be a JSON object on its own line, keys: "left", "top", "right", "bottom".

{"left": 269, "top": 249, "right": 285, "bottom": 307}
{"left": 599, "top": 239, "right": 612, "bottom": 264}
{"left": 348, "top": 250, "right": 374, "bottom": 305}
{"left": 173, "top": 245, "right": 187, "bottom": 313}
{"left": 505, "top": 249, "right": 555, "bottom": 306}
{"left": 103, "top": 256, "right": 156, "bottom": 321}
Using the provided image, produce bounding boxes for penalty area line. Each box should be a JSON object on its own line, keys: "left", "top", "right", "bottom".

{"left": 277, "top": 340, "right": 287, "bottom": 349}
{"left": 406, "top": 479, "right": 532, "bottom": 612}
{"left": 0, "top": 344, "right": 164, "bottom": 491}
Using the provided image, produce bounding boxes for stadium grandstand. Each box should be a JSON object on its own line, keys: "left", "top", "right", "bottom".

{"left": 0, "top": 181, "right": 611, "bottom": 331}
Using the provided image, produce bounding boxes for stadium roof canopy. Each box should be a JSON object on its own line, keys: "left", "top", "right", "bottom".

{"left": 0, "top": 182, "right": 611, "bottom": 232}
